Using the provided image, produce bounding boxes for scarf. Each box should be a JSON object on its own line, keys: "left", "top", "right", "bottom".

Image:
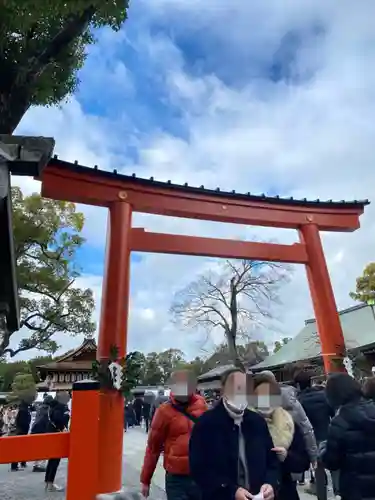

{"left": 259, "top": 407, "right": 294, "bottom": 450}
{"left": 223, "top": 397, "right": 245, "bottom": 423}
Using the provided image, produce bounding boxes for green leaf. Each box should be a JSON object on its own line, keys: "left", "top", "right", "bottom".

{"left": 350, "top": 263, "right": 375, "bottom": 305}
{"left": 9, "top": 373, "right": 36, "bottom": 403}
{"left": 0, "top": 187, "right": 96, "bottom": 358}
{"left": 0, "top": 1, "right": 129, "bottom": 132}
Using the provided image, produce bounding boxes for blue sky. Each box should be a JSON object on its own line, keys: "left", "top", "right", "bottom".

{"left": 12, "top": 0, "right": 375, "bottom": 361}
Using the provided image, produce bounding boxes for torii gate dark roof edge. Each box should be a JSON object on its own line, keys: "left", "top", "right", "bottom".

{"left": 38, "top": 156, "right": 369, "bottom": 232}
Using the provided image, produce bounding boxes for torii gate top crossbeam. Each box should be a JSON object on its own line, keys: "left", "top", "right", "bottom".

{"left": 38, "top": 158, "right": 369, "bottom": 232}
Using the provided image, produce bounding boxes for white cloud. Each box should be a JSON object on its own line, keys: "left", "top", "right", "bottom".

{"left": 8, "top": 0, "right": 375, "bottom": 361}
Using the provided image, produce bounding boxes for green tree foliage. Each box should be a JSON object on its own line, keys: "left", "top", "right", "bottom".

{"left": 0, "top": 361, "right": 30, "bottom": 392}
{"left": 171, "top": 259, "right": 289, "bottom": 368}
{"left": 157, "top": 348, "right": 186, "bottom": 383}
{"left": 273, "top": 337, "right": 292, "bottom": 353}
{"left": 121, "top": 351, "right": 144, "bottom": 398}
{"left": 0, "top": 1, "right": 129, "bottom": 133}
{"left": 178, "top": 356, "right": 207, "bottom": 378}
{"left": 9, "top": 373, "right": 36, "bottom": 403}
{"left": 0, "top": 355, "right": 53, "bottom": 391}
{"left": 142, "top": 352, "right": 164, "bottom": 386}
{"left": 0, "top": 187, "right": 95, "bottom": 358}
{"left": 350, "top": 263, "right": 375, "bottom": 304}
{"left": 27, "top": 355, "right": 54, "bottom": 382}
{"left": 140, "top": 349, "right": 190, "bottom": 385}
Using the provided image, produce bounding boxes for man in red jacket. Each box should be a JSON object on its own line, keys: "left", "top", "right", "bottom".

{"left": 140, "top": 370, "right": 207, "bottom": 500}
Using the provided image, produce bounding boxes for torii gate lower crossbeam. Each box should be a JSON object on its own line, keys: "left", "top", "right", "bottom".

{"left": 38, "top": 159, "right": 369, "bottom": 496}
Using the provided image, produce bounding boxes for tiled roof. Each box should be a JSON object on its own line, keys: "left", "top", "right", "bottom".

{"left": 37, "top": 339, "right": 97, "bottom": 370}
{"left": 56, "top": 338, "right": 96, "bottom": 362}
{"left": 48, "top": 157, "right": 370, "bottom": 209}
{"left": 37, "top": 361, "right": 93, "bottom": 371}
{"left": 253, "top": 304, "right": 375, "bottom": 370}
{"left": 197, "top": 364, "right": 234, "bottom": 381}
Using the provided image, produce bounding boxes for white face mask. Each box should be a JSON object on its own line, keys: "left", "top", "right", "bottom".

{"left": 257, "top": 394, "right": 271, "bottom": 409}
{"left": 226, "top": 394, "right": 248, "bottom": 412}
{"left": 256, "top": 395, "right": 275, "bottom": 417}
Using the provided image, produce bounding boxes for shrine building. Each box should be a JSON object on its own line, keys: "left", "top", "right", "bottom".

{"left": 252, "top": 303, "right": 375, "bottom": 380}
{"left": 198, "top": 303, "right": 375, "bottom": 388}
{"left": 36, "top": 338, "right": 97, "bottom": 392}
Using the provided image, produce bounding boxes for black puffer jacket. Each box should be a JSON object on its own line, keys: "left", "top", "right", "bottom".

{"left": 321, "top": 398, "right": 375, "bottom": 500}
{"left": 31, "top": 400, "right": 53, "bottom": 434}
{"left": 298, "top": 386, "right": 334, "bottom": 442}
{"left": 45, "top": 400, "right": 70, "bottom": 433}
{"left": 16, "top": 402, "right": 31, "bottom": 435}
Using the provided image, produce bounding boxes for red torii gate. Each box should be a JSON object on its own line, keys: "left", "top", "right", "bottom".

{"left": 39, "top": 157, "right": 368, "bottom": 495}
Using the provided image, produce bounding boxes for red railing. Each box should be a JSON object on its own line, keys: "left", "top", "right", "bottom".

{"left": 0, "top": 380, "right": 100, "bottom": 500}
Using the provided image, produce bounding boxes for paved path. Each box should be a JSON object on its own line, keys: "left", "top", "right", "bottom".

{"left": 0, "top": 427, "right": 318, "bottom": 499}
{"left": 0, "top": 427, "right": 165, "bottom": 500}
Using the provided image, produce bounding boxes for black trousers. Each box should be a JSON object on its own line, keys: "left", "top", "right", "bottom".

{"left": 145, "top": 417, "right": 150, "bottom": 433}
{"left": 165, "top": 473, "right": 201, "bottom": 500}
{"left": 11, "top": 431, "right": 27, "bottom": 470}
{"left": 45, "top": 458, "right": 60, "bottom": 483}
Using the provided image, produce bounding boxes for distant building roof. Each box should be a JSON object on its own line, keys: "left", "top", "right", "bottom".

{"left": 253, "top": 303, "right": 375, "bottom": 370}
{"left": 198, "top": 362, "right": 254, "bottom": 382}
{"left": 198, "top": 364, "right": 234, "bottom": 381}
{"left": 37, "top": 338, "right": 97, "bottom": 371}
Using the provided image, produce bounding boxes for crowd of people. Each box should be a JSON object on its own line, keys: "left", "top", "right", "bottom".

{"left": 139, "top": 368, "right": 375, "bottom": 500}
{"left": 1, "top": 368, "right": 375, "bottom": 499}
{"left": 0, "top": 391, "right": 71, "bottom": 492}
{"left": 124, "top": 389, "right": 170, "bottom": 432}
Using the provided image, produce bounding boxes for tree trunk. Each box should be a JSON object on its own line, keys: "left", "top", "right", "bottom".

{"left": 0, "top": 91, "right": 31, "bottom": 134}
{"left": 227, "top": 277, "right": 244, "bottom": 369}
{"left": 0, "top": 6, "right": 96, "bottom": 135}
{"left": 225, "top": 331, "right": 244, "bottom": 370}
{"left": 0, "top": 329, "right": 11, "bottom": 358}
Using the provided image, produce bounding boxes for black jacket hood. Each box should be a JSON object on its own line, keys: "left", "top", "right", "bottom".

{"left": 340, "top": 398, "right": 375, "bottom": 433}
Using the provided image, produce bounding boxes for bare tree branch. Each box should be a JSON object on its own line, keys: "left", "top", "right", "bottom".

{"left": 171, "top": 255, "right": 292, "bottom": 367}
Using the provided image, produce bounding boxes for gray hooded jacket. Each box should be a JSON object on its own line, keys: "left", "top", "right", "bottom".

{"left": 281, "top": 384, "right": 318, "bottom": 462}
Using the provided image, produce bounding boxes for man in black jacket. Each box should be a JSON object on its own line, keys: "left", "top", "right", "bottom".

{"left": 30, "top": 395, "right": 54, "bottom": 472}
{"left": 134, "top": 396, "right": 144, "bottom": 426}
{"left": 294, "top": 371, "right": 335, "bottom": 500}
{"left": 295, "top": 372, "right": 334, "bottom": 443}
{"left": 189, "top": 368, "right": 279, "bottom": 500}
{"left": 44, "top": 392, "right": 70, "bottom": 492}
{"left": 10, "top": 400, "right": 31, "bottom": 471}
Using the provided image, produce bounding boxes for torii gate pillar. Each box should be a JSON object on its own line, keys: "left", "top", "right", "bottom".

{"left": 97, "top": 201, "right": 132, "bottom": 494}
{"left": 300, "top": 223, "right": 346, "bottom": 372}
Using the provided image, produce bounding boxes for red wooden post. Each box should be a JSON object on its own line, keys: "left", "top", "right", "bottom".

{"left": 97, "top": 201, "right": 132, "bottom": 494}
{"left": 66, "top": 380, "right": 100, "bottom": 500}
{"left": 300, "top": 223, "right": 346, "bottom": 373}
